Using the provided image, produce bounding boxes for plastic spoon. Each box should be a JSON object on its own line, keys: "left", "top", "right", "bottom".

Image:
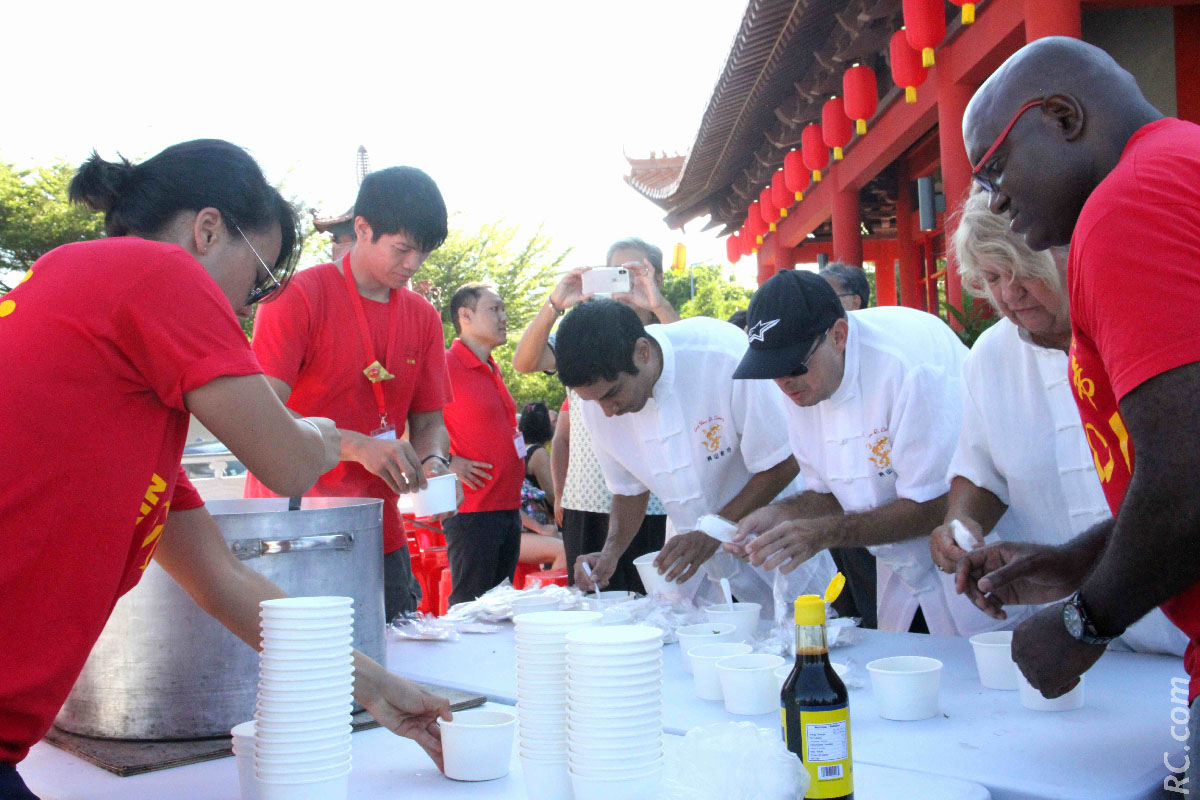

{"left": 581, "top": 562, "right": 601, "bottom": 598}
{"left": 719, "top": 577, "right": 734, "bottom": 608}
{"left": 950, "top": 519, "right": 983, "bottom": 550}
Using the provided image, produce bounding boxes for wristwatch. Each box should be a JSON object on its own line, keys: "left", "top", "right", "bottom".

{"left": 1062, "top": 591, "right": 1118, "bottom": 645}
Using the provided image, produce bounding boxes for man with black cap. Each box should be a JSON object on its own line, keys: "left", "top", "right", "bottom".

{"left": 554, "top": 298, "right": 836, "bottom": 614}
{"left": 729, "top": 270, "right": 995, "bottom": 636}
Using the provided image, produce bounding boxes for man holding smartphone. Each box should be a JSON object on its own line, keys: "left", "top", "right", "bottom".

{"left": 512, "top": 238, "right": 679, "bottom": 592}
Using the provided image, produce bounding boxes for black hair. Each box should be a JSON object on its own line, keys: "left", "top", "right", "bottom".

{"left": 555, "top": 298, "right": 646, "bottom": 388}
{"left": 519, "top": 401, "right": 554, "bottom": 446}
{"left": 448, "top": 282, "right": 492, "bottom": 334}
{"left": 820, "top": 262, "right": 871, "bottom": 309}
{"left": 69, "top": 139, "right": 301, "bottom": 284}
{"left": 727, "top": 309, "right": 748, "bottom": 330}
{"left": 354, "top": 166, "right": 448, "bottom": 252}
{"left": 606, "top": 237, "right": 663, "bottom": 276}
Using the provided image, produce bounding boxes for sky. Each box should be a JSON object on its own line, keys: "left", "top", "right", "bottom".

{"left": 2, "top": 1, "right": 759, "bottom": 283}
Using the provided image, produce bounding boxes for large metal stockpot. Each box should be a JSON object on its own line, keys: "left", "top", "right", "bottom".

{"left": 55, "top": 497, "right": 386, "bottom": 740}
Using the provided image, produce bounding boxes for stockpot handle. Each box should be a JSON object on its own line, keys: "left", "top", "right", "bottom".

{"left": 231, "top": 533, "right": 355, "bottom": 560}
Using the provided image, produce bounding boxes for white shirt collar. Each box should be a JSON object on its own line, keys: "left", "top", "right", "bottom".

{"left": 647, "top": 325, "right": 675, "bottom": 404}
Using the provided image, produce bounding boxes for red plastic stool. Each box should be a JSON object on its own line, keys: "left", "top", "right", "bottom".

{"left": 521, "top": 567, "right": 568, "bottom": 589}
{"left": 437, "top": 568, "right": 452, "bottom": 616}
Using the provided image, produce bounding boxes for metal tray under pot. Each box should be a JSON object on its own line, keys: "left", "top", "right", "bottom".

{"left": 55, "top": 497, "right": 385, "bottom": 740}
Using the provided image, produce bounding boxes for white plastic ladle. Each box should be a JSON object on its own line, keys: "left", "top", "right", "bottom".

{"left": 581, "top": 561, "right": 601, "bottom": 598}
{"left": 719, "top": 577, "right": 734, "bottom": 607}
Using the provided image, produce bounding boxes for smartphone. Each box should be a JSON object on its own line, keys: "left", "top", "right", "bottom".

{"left": 582, "top": 267, "right": 632, "bottom": 295}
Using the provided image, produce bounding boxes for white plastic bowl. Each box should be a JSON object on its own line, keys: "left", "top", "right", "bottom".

{"left": 410, "top": 473, "right": 458, "bottom": 517}
{"left": 514, "top": 610, "right": 603, "bottom": 630}
{"left": 970, "top": 630, "right": 1018, "bottom": 690}
{"left": 256, "top": 769, "right": 350, "bottom": 800}
{"left": 521, "top": 756, "right": 572, "bottom": 800}
{"left": 1017, "top": 671, "right": 1085, "bottom": 711}
{"left": 512, "top": 595, "right": 561, "bottom": 616}
{"left": 440, "top": 709, "right": 518, "bottom": 781}
{"left": 867, "top": 656, "right": 943, "bottom": 720}
{"left": 715, "top": 653, "right": 786, "bottom": 715}
{"left": 703, "top": 602, "right": 762, "bottom": 644}
{"left": 676, "top": 622, "right": 740, "bottom": 674}
{"left": 632, "top": 552, "right": 676, "bottom": 595}
{"left": 689, "top": 642, "right": 753, "bottom": 701}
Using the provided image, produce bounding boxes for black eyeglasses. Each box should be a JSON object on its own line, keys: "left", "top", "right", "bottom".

{"left": 786, "top": 330, "right": 829, "bottom": 377}
{"left": 237, "top": 226, "right": 283, "bottom": 306}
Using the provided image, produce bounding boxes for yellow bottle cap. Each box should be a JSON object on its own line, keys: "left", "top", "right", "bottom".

{"left": 794, "top": 594, "right": 826, "bottom": 626}
{"left": 824, "top": 572, "right": 846, "bottom": 604}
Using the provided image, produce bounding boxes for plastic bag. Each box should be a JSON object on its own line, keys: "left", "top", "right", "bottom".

{"left": 387, "top": 613, "right": 463, "bottom": 641}
{"left": 441, "top": 580, "right": 582, "bottom": 623}
{"left": 661, "top": 722, "right": 809, "bottom": 800}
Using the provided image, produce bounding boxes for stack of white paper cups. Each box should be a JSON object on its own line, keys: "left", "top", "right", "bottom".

{"left": 254, "top": 597, "right": 355, "bottom": 800}
{"left": 565, "top": 625, "right": 665, "bottom": 800}
{"left": 514, "top": 610, "right": 602, "bottom": 799}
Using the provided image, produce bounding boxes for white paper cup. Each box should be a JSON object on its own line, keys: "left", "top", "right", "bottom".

{"left": 251, "top": 718, "right": 352, "bottom": 737}
{"left": 704, "top": 602, "right": 762, "bottom": 643}
{"left": 867, "top": 656, "right": 943, "bottom": 720}
{"left": 259, "top": 616, "right": 353, "bottom": 632}
{"left": 632, "top": 552, "right": 676, "bottom": 595}
{"left": 441, "top": 709, "right": 518, "bottom": 781}
{"left": 253, "top": 737, "right": 351, "bottom": 759}
{"left": 565, "top": 673, "right": 662, "bottom": 693}
{"left": 567, "top": 662, "right": 661, "bottom": 679}
{"left": 689, "top": 642, "right": 753, "bottom": 700}
{"left": 521, "top": 756, "right": 572, "bottom": 800}
{"left": 512, "top": 595, "right": 561, "bottom": 616}
{"left": 256, "top": 770, "right": 349, "bottom": 800}
{"left": 1017, "top": 671, "right": 1085, "bottom": 711}
{"left": 970, "top": 631, "right": 1018, "bottom": 690}
{"left": 569, "top": 750, "right": 663, "bottom": 773}
{"left": 677, "top": 622, "right": 739, "bottom": 674}
{"left": 715, "top": 653, "right": 787, "bottom": 715}
{"left": 567, "top": 738, "right": 662, "bottom": 758}
{"left": 259, "top": 652, "right": 354, "bottom": 669}
{"left": 260, "top": 597, "right": 352, "bottom": 614}
{"left": 567, "top": 719, "right": 661, "bottom": 740}
{"left": 258, "top": 636, "right": 353, "bottom": 652}
{"left": 410, "top": 473, "right": 458, "bottom": 517}
{"left": 255, "top": 752, "right": 350, "bottom": 773}
{"left": 230, "top": 722, "right": 260, "bottom": 800}
{"left": 567, "top": 698, "right": 661, "bottom": 717}
{"left": 570, "top": 761, "right": 663, "bottom": 800}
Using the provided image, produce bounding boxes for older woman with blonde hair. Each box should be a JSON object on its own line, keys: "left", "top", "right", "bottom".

{"left": 929, "top": 189, "right": 1185, "bottom": 655}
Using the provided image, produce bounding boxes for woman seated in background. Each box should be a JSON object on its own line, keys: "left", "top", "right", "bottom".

{"left": 929, "top": 189, "right": 1185, "bottom": 655}
{"left": 517, "top": 401, "right": 565, "bottom": 570}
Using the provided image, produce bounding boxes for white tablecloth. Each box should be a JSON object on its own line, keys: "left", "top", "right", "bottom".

{"left": 19, "top": 701, "right": 989, "bottom": 799}
{"left": 386, "top": 624, "right": 1183, "bottom": 800}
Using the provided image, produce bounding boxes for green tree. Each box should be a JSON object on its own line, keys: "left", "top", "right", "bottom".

{"left": 662, "top": 264, "right": 754, "bottom": 321}
{"left": 413, "top": 220, "right": 570, "bottom": 409}
{"left": 0, "top": 161, "right": 105, "bottom": 291}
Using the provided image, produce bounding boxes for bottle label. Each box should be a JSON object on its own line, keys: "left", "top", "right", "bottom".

{"left": 799, "top": 705, "right": 853, "bottom": 799}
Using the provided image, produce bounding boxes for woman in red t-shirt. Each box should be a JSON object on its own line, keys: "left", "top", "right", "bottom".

{"left": 0, "top": 140, "right": 451, "bottom": 797}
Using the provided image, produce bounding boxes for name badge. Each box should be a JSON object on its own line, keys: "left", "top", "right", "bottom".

{"left": 372, "top": 425, "right": 397, "bottom": 440}
{"left": 513, "top": 432, "right": 527, "bottom": 459}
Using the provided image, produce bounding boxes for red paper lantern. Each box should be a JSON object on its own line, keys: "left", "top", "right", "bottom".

{"left": 726, "top": 232, "right": 741, "bottom": 263}
{"left": 822, "top": 97, "right": 853, "bottom": 161}
{"left": 740, "top": 225, "right": 754, "bottom": 257}
{"left": 747, "top": 201, "right": 766, "bottom": 244}
{"left": 842, "top": 65, "right": 878, "bottom": 136}
{"left": 760, "top": 186, "right": 780, "bottom": 231}
{"left": 784, "top": 150, "right": 810, "bottom": 201}
{"left": 771, "top": 170, "right": 792, "bottom": 214}
{"left": 948, "top": 0, "right": 975, "bottom": 24}
{"left": 802, "top": 124, "right": 829, "bottom": 182}
{"left": 903, "top": 0, "right": 945, "bottom": 67}
{"left": 890, "top": 29, "right": 929, "bottom": 104}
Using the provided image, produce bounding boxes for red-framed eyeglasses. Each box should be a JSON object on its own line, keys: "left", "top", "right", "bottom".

{"left": 970, "top": 100, "right": 1044, "bottom": 192}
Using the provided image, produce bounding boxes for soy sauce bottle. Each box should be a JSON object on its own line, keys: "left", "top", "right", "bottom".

{"left": 781, "top": 590, "right": 853, "bottom": 799}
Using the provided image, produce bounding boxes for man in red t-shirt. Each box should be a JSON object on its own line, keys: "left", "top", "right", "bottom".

{"left": 958, "top": 37, "right": 1200, "bottom": 731}
{"left": 246, "top": 166, "right": 455, "bottom": 621}
{"left": 442, "top": 283, "right": 526, "bottom": 605}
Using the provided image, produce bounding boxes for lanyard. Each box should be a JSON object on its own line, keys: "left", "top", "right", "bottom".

{"left": 341, "top": 253, "right": 400, "bottom": 431}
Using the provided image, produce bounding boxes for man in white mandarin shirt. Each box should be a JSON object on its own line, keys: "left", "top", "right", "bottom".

{"left": 553, "top": 298, "right": 835, "bottom": 614}
{"left": 731, "top": 270, "right": 995, "bottom": 635}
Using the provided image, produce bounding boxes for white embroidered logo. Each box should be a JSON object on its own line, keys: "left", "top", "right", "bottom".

{"left": 747, "top": 318, "right": 780, "bottom": 343}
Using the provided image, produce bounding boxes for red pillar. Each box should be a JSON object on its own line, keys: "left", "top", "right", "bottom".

{"left": 896, "top": 162, "right": 921, "bottom": 309}
{"left": 832, "top": 189, "right": 864, "bottom": 266}
{"left": 776, "top": 245, "right": 799, "bottom": 272}
{"left": 937, "top": 69, "right": 975, "bottom": 322}
{"left": 1023, "top": 0, "right": 1080, "bottom": 42}
{"left": 873, "top": 242, "right": 898, "bottom": 306}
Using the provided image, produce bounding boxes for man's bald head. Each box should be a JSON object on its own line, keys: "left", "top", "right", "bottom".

{"left": 963, "top": 37, "right": 1161, "bottom": 251}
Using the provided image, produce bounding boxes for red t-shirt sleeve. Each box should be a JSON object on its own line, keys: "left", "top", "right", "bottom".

{"left": 250, "top": 277, "right": 314, "bottom": 389}
{"left": 409, "top": 301, "right": 454, "bottom": 413}
{"left": 115, "top": 252, "right": 262, "bottom": 410}
{"left": 561, "top": 397, "right": 569, "bottom": 412}
{"left": 172, "top": 467, "right": 205, "bottom": 511}
{"left": 1075, "top": 200, "right": 1200, "bottom": 401}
